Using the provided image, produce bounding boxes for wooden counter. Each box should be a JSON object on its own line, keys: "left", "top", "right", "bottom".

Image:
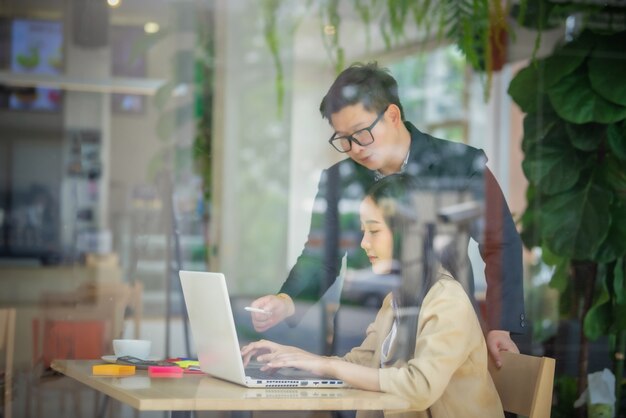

{"left": 52, "top": 360, "right": 411, "bottom": 412}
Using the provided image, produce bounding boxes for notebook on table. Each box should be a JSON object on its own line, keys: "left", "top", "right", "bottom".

{"left": 179, "top": 270, "right": 346, "bottom": 388}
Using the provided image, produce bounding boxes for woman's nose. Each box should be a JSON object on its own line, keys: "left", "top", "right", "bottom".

{"left": 360, "top": 235, "right": 369, "bottom": 250}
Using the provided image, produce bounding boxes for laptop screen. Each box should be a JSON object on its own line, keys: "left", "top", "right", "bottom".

{"left": 179, "top": 270, "right": 346, "bottom": 388}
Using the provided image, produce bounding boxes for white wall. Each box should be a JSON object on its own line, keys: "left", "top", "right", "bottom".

{"left": 213, "top": 0, "right": 295, "bottom": 294}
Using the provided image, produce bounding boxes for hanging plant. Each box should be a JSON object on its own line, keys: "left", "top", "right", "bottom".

{"left": 319, "top": 0, "right": 345, "bottom": 75}
{"left": 261, "top": 0, "right": 285, "bottom": 113}
{"left": 260, "top": 0, "right": 313, "bottom": 114}
{"left": 352, "top": 0, "right": 374, "bottom": 48}
{"left": 262, "top": 0, "right": 518, "bottom": 111}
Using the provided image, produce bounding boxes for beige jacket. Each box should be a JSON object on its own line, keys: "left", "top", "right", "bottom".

{"left": 339, "top": 276, "right": 504, "bottom": 418}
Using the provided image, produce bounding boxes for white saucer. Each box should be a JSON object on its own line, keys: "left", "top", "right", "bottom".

{"left": 101, "top": 355, "right": 161, "bottom": 363}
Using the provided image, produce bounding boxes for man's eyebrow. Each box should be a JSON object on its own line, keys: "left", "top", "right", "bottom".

{"left": 361, "top": 219, "right": 382, "bottom": 225}
{"left": 334, "top": 120, "right": 369, "bottom": 136}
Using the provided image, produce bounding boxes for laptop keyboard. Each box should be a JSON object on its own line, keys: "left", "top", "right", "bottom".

{"left": 245, "top": 365, "right": 344, "bottom": 388}
{"left": 245, "top": 367, "right": 280, "bottom": 380}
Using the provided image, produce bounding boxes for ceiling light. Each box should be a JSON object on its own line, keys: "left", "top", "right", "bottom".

{"left": 107, "top": 0, "right": 121, "bottom": 8}
{"left": 144, "top": 22, "right": 160, "bottom": 34}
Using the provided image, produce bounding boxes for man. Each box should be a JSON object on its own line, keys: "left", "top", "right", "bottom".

{"left": 250, "top": 62, "right": 525, "bottom": 367}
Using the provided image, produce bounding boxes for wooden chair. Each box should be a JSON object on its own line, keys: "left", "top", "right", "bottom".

{"left": 0, "top": 308, "right": 16, "bottom": 418}
{"left": 74, "top": 280, "right": 143, "bottom": 340}
{"left": 489, "top": 351, "right": 556, "bottom": 418}
{"left": 25, "top": 281, "right": 141, "bottom": 418}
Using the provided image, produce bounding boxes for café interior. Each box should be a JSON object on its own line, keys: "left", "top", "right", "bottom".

{"left": 0, "top": 0, "right": 625, "bottom": 417}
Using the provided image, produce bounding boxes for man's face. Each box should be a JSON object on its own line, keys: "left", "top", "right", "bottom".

{"left": 330, "top": 103, "right": 396, "bottom": 172}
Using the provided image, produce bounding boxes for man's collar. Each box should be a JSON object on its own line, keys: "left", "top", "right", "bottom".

{"left": 373, "top": 144, "right": 411, "bottom": 181}
{"left": 374, "top": 121, "right": 416, "bottom": 181}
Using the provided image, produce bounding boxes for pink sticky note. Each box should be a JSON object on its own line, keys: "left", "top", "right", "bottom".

{"left": 148, "top": 365, "right": 183, "bottom": 378}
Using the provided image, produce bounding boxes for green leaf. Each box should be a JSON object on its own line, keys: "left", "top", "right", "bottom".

{"left": 548, "top": 67, "right": 626, "bottom": 124}
{"left": 542, "top": 244, "right": 564, "bottom": 266}
{"left": 522, "top": 125, "right": 583, "bottom": 195}
{"left": 520, "top": 186, "right": 542, "bottom": 249}
{"left": 565, "top": 122, "right": 605, "bottom": 152}
{"left": 548, "top": 255, "right": 570, "bottom": 293}
{"left": 602, "top": 155, "right": 626, "bottom": 197}
{"left": 607, "top": 121, "right": 626, "bottom": 161}
{"left": 521, "top": 110, "right": 558, "bottom": 154}
{"left": 585, "top": 309, "right": 609, "bottom": 341}
{"left": 558, "top": 278, "right": 576, "bottom": 318}
{"left": 444, "top": 0, "right": 488, "bottom": 74}
{"left": 595, "top": 201, "right": 626, "bottom": 262}
{"left": 508, "top": 63, "right": 546, "bottom": 113}
{"left": 541, "top": 182, "right": 613, "bottom": 259}
{"left": 613, "top": 300, "right": 626, "bottom": 332}
{"left": 584, "top": 268, "right": 611, "bottom": 340}
{"left": 615, "top": 258, "right": 625, "bottom": 304}
{"left": 543, "top": 31, "right": 593, "bottom": 85}
{"left": 386, "top": 0, "right": 409, "bottom": 40}
{"left": 508, "top": 32, "right": 592, "bottom": 112}
{"left": 552, "top": 376, "right": 578, "bottom": 418}
{"left": 588, "top": 32, "right": 626, "bottom": 107}
{"left": 520, "top": 210, "right": 541, "bottom": 250}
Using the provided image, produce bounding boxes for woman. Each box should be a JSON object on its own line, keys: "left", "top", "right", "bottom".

{"left": 241, "top": 174, "right": 504, "bottom": 418}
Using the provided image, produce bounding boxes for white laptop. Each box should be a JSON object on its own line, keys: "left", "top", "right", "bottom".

{"left": 179, "top": 270, "right": 346, "bottom": 388}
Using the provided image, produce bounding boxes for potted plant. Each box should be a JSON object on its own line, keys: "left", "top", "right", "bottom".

{"left": 508, "top": 16, "right": 626, "bottom": 417}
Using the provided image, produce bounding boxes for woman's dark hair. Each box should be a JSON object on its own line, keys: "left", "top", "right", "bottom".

{"left": 365, "top": 173, "right": 437, "bottom": 363}
{"left": 320, "top": 62, "right": 405, "bottom": 121}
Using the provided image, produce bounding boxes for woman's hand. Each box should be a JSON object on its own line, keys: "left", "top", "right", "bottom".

{"left": 241, "top": 340, "right": 328, "bottom": 376}
{"left": 242, "top": 339, "right": 381, "bottom": 391}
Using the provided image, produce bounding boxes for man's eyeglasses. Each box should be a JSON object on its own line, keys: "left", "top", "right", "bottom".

{"left": 328, "top": 106, "right": 388, "bottom": 153}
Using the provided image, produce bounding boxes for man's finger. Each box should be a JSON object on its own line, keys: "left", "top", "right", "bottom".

{"left": 488, "top": 345, "right": 503, "bottom": 369}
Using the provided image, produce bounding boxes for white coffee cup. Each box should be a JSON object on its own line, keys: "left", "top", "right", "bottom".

{"left": 113, "top": 339, "right": 152, "bottom": 359}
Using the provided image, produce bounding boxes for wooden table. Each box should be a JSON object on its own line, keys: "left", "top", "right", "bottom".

{"left": 52, "top": 360, "right": 410, "bottom": 417}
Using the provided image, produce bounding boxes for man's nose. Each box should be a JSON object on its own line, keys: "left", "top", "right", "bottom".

{"left": 350, "top": 141, "right": 365, "bottom": 154}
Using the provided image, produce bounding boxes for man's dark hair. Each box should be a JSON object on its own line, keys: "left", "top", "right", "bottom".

{"left": 319, "top": 62, "right": 405, "bottom": 121}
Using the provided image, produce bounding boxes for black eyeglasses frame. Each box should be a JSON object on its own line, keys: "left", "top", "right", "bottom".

{"left": 328, "top": 106, "right": 389, "bottom": 153}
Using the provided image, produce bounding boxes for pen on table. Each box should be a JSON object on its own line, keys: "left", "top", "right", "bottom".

{"left": 244, "top": 306, "right": 271, "bottom": 315}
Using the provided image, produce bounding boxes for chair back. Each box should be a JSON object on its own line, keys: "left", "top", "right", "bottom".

{"left": 489, "top": 351, "right": 556, "bottom": 418}
{"left": 32, "top": 281, "right": 138, "bottom": 369}
{"left": 1, "top": 308, "right": 16, "bottom": 418}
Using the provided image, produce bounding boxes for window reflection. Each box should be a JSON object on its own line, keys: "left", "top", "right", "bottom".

{"left": 0, "top": 0, "right": 621, "bottom": 416}
{"left": 390, "top": 46, "right": 467, "bottom": 143}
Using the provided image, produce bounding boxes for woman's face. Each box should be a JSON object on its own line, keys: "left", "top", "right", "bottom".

{"left": 359, "top": 196, "right": 394, "bottom": 274}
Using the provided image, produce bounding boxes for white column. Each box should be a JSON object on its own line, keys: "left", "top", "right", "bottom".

{"left": 60, "top": 4, "right": 111, "bottom": 253}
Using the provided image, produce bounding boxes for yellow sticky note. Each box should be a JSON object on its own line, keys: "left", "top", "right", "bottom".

{"left": 92, "top": 364, "right": 136, "bottom": 376}
{"left": 173, "top": 360, "right": 200, "bottom": 369}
